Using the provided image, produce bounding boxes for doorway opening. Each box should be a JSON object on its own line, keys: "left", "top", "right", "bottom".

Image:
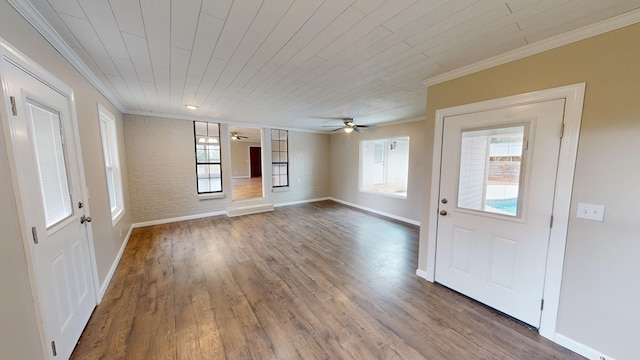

{"left": 229, "top": 127, "right": 263, "bottom": 201}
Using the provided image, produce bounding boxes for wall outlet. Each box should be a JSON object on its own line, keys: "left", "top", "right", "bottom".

{"left": 576, "top": 203, "right": 605, "bottom": 221}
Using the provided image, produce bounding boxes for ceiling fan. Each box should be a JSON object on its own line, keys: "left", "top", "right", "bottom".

{"left": 324, "top": 118, "right": 373, "bottom": 133}
{"left": 230, "top": 132, "right": 249, "bottom": 140}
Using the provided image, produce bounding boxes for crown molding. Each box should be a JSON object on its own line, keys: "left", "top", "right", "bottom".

{"left": 124, "top": 110, "right": 329, "bottom": 134}
{"left": 8, "top": 0, "right": 126, "bottom": 112}
{"left": 423, "top": 8, "right": 640, "bottom": 87}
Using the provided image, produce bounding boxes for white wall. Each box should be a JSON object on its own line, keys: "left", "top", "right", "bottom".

{"left": 329, "top": 120, "right": 425, "bottom": 224}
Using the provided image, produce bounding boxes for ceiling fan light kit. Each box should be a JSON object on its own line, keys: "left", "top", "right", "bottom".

{"left": 230, "top": 132, "right": 248, "bottom": 140}
{"left": 321, "top": 117, "right": 373, "bottom": 133}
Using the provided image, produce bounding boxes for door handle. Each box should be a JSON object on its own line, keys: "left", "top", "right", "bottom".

{"left": 80, "top": 215, "right": 92, "bottom": 224}
{"left": 439, "top": 210, "right": 447, "bottom": 216}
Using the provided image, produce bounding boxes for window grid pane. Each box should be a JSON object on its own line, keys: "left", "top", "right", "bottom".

{"left": 194, "top": 121, "right": 223, "bottom": 194}
{"left": 271, "top": 129, "right": 289, "bottom": 188}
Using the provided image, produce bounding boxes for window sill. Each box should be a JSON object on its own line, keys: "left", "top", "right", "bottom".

{"left": 359, "top": 190, "right": 407, "bottom": 199}
{"left": 198, "top": 192, "right": 225, "bottom": 200}
{"left": 271, "top": 186, "right": 289, "bottom": 193}
{"left": 111, "top": 208, "right": 125, "bottom": 227}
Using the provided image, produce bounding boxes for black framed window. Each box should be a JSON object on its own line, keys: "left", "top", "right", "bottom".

{"left": 271, "top": 129, "right": 288, "bottom": 188}
{"left": 194, "top": 121, "right": 222, "bottom": 193}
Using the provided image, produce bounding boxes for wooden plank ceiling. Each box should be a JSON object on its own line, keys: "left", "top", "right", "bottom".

{"left": 19, "top": 0, "right": 640, "bottom": 130}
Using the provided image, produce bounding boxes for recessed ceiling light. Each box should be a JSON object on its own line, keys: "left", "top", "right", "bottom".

{"left": 185, "top": 104, "right": 198, "bottom": 110}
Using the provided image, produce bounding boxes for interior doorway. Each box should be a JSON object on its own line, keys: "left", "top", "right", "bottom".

{"left": 229, "top": 127, "right": 263, "bottom": 201}
{"left": 250, "top": 146, "right": 262, "bottom": 177}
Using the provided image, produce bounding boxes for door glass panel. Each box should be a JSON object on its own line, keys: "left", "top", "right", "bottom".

{"left": 27, "top": 101, "right": 73, "bottom": 228}
{"left": 457, "top": 125, "right": 526, "bottom": 217}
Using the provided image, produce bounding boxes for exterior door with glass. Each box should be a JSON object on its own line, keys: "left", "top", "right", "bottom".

{"left": 435, "top": 99, "right": 565, "bottom": 328}
{"left": 3, "top": 61, "right": 96, "bottom": 359}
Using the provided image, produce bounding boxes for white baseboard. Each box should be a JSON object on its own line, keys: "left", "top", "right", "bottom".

{"left": 98, "top": 225, "right": 133, "bottom": 300}
{"left": 273, "top": 197, "right": 330, "bottom": 208}
{"left": 554, "top": 333, "right": 617, "bottom": 360}
{"left": 415, "top": 268, "right": 433, "bottom": 282}
{"left": 329, "top": 197, "right": 420, "bottom": 226}
{"left": 231, "top": 175, "right": 250, "bottom": 179}
{"left": 226, "top": 204, "right": 274, "bottom": 217}
{"left": 132, "top": 210, "right": 227, "bottom": 228}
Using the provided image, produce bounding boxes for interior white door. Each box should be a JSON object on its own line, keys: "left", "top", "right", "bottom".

{"left": 435, "top": 99, "right": 565, "bottom": 328}
{"left": 3, "top": 61, "right": 96, "bottom": 359}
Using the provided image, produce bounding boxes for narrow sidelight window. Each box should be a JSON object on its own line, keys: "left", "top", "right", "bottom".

{"left": 194, "top": 121, "right": 222, "bottom": 193}
{"left": 271, "top": 129, "right": 288, "bottom": 188}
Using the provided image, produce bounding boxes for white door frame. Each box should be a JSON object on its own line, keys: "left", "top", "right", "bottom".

{"left": 422, "top": 83, "right": 585, "bottom": 340}
{"left": 0, "top": 37, "right": 100, "bottom": 358}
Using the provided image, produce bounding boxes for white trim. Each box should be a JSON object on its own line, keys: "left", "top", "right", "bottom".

{"left": 555, "top": 334, "right": 618, "bottom": 360}
{"left": 423, "top": 9, "right": 640, "bottom": 87}
{"left": 198, "top": 192, "right": 225, "bottom": 200}
{"left": 273, "top": 197, "right": 330, "bottom": 207}
{"left": 7, "top": 0, "right": 125, "bottom": 112}
{"left": 132, "top": 210, "right": 228, "bottom": 228}
{"left": 128, "top": 110, "right": 328, "bottom": 134}
{"left": 330, "top": 197, "right": 420, "bottom": 226}
{"left": 232, "top": 175, "right": 251, "bottom": 179}
{"left": 98, "top": 103, "right": 126, "bottom": 226}
{"left": 98, "top": 225, "right": 133, "bottom": 300}
{"left": 415, "top": 268, "right": 430, "bottom": 280}
{"left": 423, "top": 83, "right": 585, "bottom": 341}
{"left": 271, "top": 186, "right": 290, "bottom": 193}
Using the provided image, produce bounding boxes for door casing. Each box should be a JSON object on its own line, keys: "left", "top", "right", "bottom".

{"left": 421, "top": 83, "right": 585, "bottom": 340}
{"left": 0, "top": 37, "right": 100, "bottom": 359}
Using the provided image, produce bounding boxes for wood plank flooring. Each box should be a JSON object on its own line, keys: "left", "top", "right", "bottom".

{"left": 232, "top": 177, "right": 262, "bottom": 200}
{"left": 72, "top": 201, "right": 583, "bottom": 359}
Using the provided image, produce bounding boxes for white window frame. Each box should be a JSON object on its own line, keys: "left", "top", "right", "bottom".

{"left": 98, "top": 104, "right": 125, "bottom": 225}
{"left": 359, "top": 136, "right": 410, "bottom": 199}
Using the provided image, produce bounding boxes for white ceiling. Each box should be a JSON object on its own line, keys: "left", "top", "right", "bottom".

{"left": 12, "top": 0, "right": 640, "bottom": 131}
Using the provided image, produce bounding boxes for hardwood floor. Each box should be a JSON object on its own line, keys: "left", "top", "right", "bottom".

{"left": 232, "top": 177, "right": 262, "bottom": 200}
{"left": 72, "top": 201, "right": 583, "bottom": 359}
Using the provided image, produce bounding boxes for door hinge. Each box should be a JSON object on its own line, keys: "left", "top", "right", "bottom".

{"left": 31, "top": 226, "right": 39, "bottom": 244}
{"left": 550, "top": 215, "right": 554, "bottom": 228}
{"left": 10, "top": 96, "right": 17, "bottom": 116}
{"left": 51, "top": 340, "right": 57, "bottom": 356}
{"left": 560, "top": 123, "right": 565, "bottom": 138}
{"left": 540, "top": 299, "right": 545, "bottom": 311}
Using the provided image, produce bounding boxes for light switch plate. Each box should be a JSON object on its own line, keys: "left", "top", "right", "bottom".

{"left": 576, "top": 203, "right": 605, "bottom": 221}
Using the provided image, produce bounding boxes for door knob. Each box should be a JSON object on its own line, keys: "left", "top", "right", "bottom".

{"left": 439, "top": 210, "right": 447, "bottom": 216}
{"left": 80, "top": 215, "right": 92, "bottom": 224}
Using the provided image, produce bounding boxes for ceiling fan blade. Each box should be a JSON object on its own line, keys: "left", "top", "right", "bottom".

{"left": 354, "top": 126, "right": 363, "bottom": 133}
{"left": 331, "top": 127, "right": 345, "bottom": 132}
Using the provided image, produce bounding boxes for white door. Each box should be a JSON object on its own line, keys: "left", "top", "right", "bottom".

{"left": 435, "top": 99, "right": 565, "bottom": 328}
{"left": 3, "top": 61, "right": 96, "bottom": 359}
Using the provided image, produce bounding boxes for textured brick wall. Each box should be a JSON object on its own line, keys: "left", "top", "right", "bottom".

{"left": 124, "top": 115, "right": 331, "bottom": 223}
{"left": 270, "top": 131, "right": 331, "bottom": 204}
{"left": 124, "top": 115, "right": 232, "bottom": 222}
